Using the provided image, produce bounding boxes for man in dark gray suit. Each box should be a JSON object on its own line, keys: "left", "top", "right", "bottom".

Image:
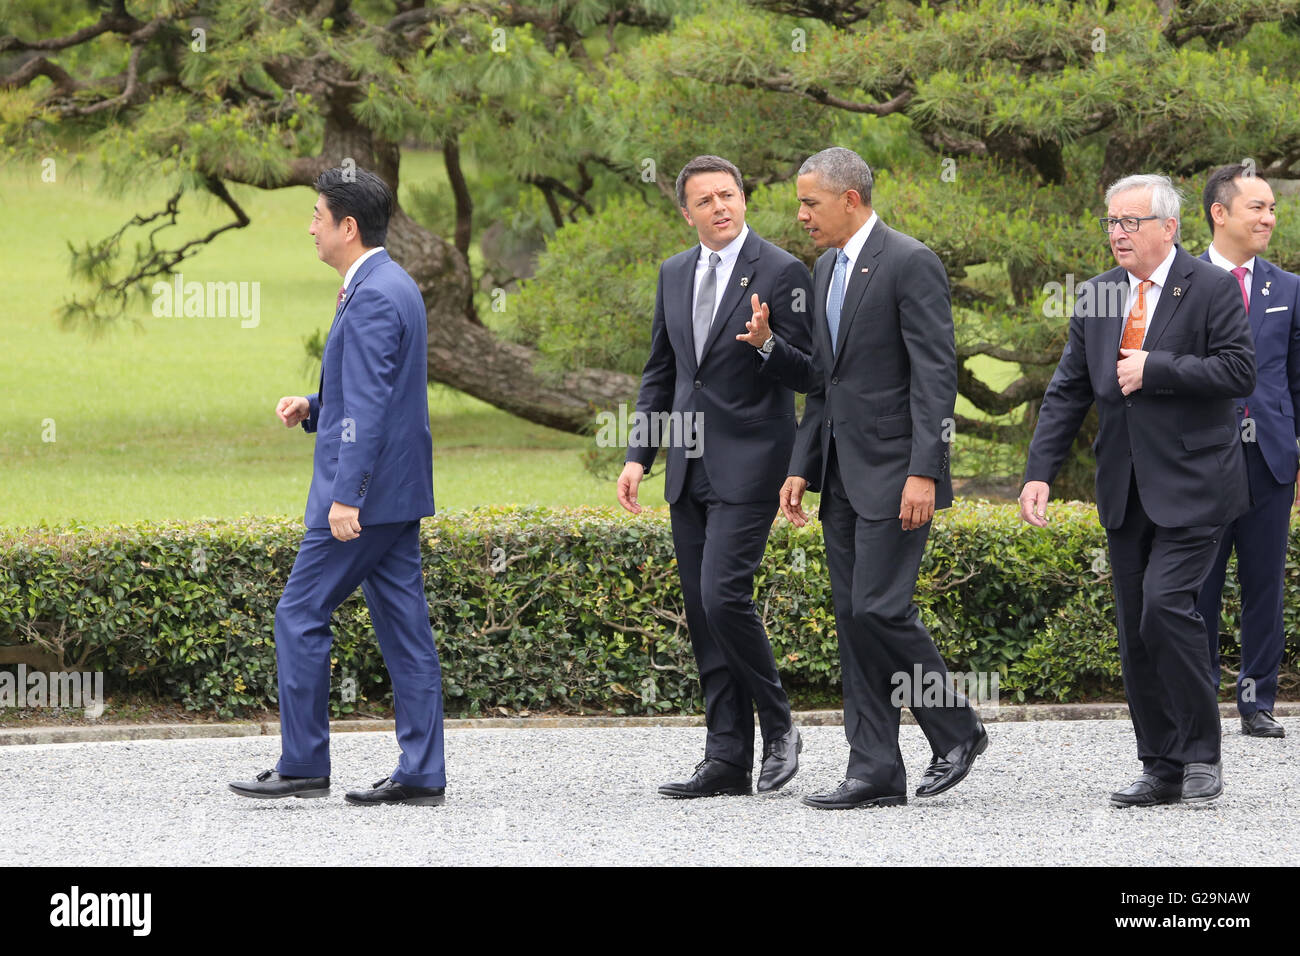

{"left": 618, "top": 155, "right": 815, "bottom": 798}
{"left": 781, "top": 147, "right": 987, "bottom": 809}
{"left": 1020, "top": 174, "right": 1256, "bottom": 806}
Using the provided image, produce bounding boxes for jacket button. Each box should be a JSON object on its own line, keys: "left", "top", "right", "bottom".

{"left": 825, "top": 418, "right": 832, "bottom": 428}
{"left": 831, "top": 376, "right": 839, "bottom": 385}
{"left": 693, "top": 380, "right": 702, "bottom": 389}
{"left": 1125, "top": 400, "right": 1133, "bottom": 407}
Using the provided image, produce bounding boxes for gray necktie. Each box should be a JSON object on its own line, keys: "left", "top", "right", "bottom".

{"left": 694, "top": 252, "right": 721, "bottom": 364}
{"left": 827, "top": 249, "right": 849, "bottom": 355}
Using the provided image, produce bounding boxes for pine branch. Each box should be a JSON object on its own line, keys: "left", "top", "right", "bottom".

{"left": 59, "top": 178, "right": 251, "bottom": 330}
{"left": 0, "top": 0, "right": 144, "bottom": 54}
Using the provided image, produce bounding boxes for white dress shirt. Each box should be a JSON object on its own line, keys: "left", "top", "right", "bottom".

{"left": 1122, "top": 245, "right": 1177, "bottom": 349}
{"left": 1206, "top": 243, "right": 1254, "bottom": 307}
{"left": 839, "top": 211, "right": 879, "bottom": 275}
{"left": 342, "top": 246, "right": 386, "bottom": 293}
{"left": 693, "top": 225, "right": 749, "bottom": 324}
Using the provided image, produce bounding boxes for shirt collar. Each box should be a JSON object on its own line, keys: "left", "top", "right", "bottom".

{"left": 343, "top": 246, "right": 385, "bottom": 290}
{"left": 1127, "top": 244, "right": 1177, "bottom": 291}
{"left": 1206, "top": 242, "right": 1255, "bottom": 277}
{"left": 699, "top": 225, "right": 749, "bottom": 267}
{"left": 837, "top": 211, "right": 878, "bottom": 267}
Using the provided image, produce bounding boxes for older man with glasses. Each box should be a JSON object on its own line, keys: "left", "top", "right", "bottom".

{"left": 1019, "top": 174, "right": 1256, "bottom": 807}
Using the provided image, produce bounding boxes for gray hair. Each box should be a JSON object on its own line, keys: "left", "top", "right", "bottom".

{"left": 798, "top": 147, "right": 873, "bottom": 204}
{"left": 1105, "top": 173, "right": 1182, "bottom": 224}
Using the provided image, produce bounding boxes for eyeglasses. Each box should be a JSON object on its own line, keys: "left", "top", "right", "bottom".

{"left": 1098, "top": 215, "right": 1159, "bottom": 234}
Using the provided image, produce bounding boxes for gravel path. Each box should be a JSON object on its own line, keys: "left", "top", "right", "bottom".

{"left": 1, "top": 718, "right": 1295, "bottom": 866}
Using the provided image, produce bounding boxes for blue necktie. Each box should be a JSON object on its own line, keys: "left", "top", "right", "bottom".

{"left": 827, "top": 249, "right": 849, "bottom": 355}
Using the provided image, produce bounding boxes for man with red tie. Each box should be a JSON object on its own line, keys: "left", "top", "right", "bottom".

{"left": 1195, "top": 164, "right": 1300, "bottom": 739}
{"left": 1020, "top": 174, "right": 1256, "bottom": 806}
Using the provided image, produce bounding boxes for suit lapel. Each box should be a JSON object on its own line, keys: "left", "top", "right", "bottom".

{"left": 1201, "top": 248, "right": 1266, "bottom": 337}
{"left": 671, "top": 248, "right": 700, "bottom": 373}
{"left": 320, "top": 248, "right": 391, "bottom": 393}
{"left": 1250, "top": 258, "right": 1272, "bottom": 337}
{"left": 813, "top": 250, "right": 834, "bottom": 358}
{"left": 698, "top": 230, "right": 762, "bottom": 366}
{"left": 1143, "top": 247, "right": 1192, "bottom": 349}
{"left": 831, "top": 221, "right": 885, "bottom": 369}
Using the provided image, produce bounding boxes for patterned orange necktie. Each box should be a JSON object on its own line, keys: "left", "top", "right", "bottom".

{"left": 1120, "top": 279, "right": 1152, "bottom": 352}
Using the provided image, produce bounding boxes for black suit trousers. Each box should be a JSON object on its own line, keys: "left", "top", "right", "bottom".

{"left": 669, "top": 457, "right": 792, "bottom": 769}
{"left": 820, "top": 441, "right": 977, "bottom": 790}
{"left": 1107, "top": 473, "right": 1224, "bottom": 781}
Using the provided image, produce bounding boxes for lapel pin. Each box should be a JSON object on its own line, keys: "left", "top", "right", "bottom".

{"left": 1262, "top": 281, "right": 1271, "bottom": 296}
{"left": 861, "top": 267, "right": 870, "bottom": 273}
{"left": 1171, "top": 287, "right": 1182, "bottom": 296}
{"left": 739, "top": 276, "right": 749, "bottom": 287}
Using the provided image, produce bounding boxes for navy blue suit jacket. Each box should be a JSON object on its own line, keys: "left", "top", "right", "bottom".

{"left": 628, "top": 228, "right": 815, "bottom": 505}
{"left": 1197, "top": 251, "right": 1300, "bottom": 486}
{"left": 301, "top": 249, "right": 436, "bottom": 528}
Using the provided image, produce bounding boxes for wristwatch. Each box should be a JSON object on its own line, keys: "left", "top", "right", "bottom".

{"left": 759, "top": 334, "right": 775, "bottom": 355}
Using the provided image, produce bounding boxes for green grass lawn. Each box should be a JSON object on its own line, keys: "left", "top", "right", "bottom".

{"left": 0, "top": 154, "right": 665, "bottom": 527}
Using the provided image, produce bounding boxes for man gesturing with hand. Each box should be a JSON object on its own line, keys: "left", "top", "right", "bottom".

{"left": 619, "top": 155, "right": 815, "bottom": 799}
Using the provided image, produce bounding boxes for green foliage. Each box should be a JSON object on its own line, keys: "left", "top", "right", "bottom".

{"left": 508, "top": 193, "right": 689, "bottom": 377}
{"left": 5, "top": 502, "right": 1292, "bottom": 717}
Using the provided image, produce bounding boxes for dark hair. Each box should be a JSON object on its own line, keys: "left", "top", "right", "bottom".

{"left": 675, "top": 155, "right": 744, "bottom": 208}
{"left": 1202, "top": 163, "right": 1268, "bottom": 235}
{"left": 315, "top": 166, "right": 394, "bottom": 247}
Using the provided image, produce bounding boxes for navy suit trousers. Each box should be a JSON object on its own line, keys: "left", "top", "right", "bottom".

{"left": 1196, "top": 439, "right": 1294, "bottom": 715}
{"left": 274, "top": 521, "right": 446, "bottom": 787}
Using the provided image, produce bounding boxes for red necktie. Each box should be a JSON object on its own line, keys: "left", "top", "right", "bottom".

{"left": 1120, "top": 279, "right": 1152, "bottom": 352}
{"left": 1230, "top": 266, "right": 1249, "bottom": 311}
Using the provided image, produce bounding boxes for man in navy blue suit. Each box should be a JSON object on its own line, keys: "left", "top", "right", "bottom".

{"left": 1195, "top": 164, "right": 1300, "bottom": 739}
{"left": 230, "top": 166, "right": 447, "bottom": 805}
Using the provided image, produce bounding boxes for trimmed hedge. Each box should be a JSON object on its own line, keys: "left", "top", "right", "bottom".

{"left": 2, "top": 502, "right": 1296, "bottom": 718}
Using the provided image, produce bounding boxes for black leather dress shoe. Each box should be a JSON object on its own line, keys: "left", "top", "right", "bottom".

{"left": 802, "top": 778, "right": 906, "bottom": 809}
{"left": 757, "top": 727, "right": 802, "bottom": 793}
{"left": 1109, "top": 773, "right": 1181, "bottom": 807}
{"left": 1241, "top": 710, "right": 1285, "bottom": 738}
{"left": 228, "top": 769, "right": 330, "bottom": 800}
{"left": 345, "top": 776, "right": 446, "bottom": 806}
{"left": 1181, "top": 762, "right": 1223, "bottom": 803}
{"left": 658, "top": 758, "right": 751, "bottom": 798}
{"left": 914, "top": 723, "right": 988, "bottom": 798}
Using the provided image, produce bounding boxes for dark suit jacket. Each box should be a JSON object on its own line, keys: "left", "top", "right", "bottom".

{"left": 302, "top": 249, "right": 436, "bottom": 528}
{"left": 1197, "top": 252, "right": 1300, "bottom": 485}
{"left": 628, "top": 228, "right": 815, "bottom": 505}
{"left": 789, "top": 220, "right": 956, "bottom": 520}
{"left": 1025, "top": 244, "right": 1256, "bottom": 529}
